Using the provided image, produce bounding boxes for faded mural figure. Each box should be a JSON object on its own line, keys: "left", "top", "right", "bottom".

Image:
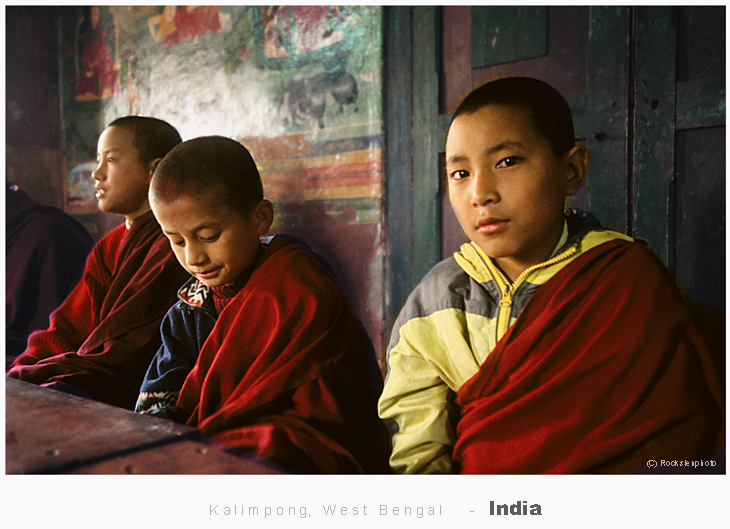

{"left": 267, "top": 6, "right": 362, "bottom": 129}
{"left": 74, "top": 6, "right": 119, "bottom": 101}
{"left": 279, "top": 66, "right": 359, "bottom": 129}
{"left": 125, "top": 74, "right": 141, "bottom": 115}
{"left": 148, "top": 6, "right": 231, "bottom": 48}
{"left": 263, "top": 6, "right": 291, "bottom": 58}
{"left": 147, "top": 5, "right": 177, "bottom": 44}
{"left": 292, "top": 5, "right": 351, "bottom": 53}
{"left": 263, "top": 6, "right": 361, "bottom": 58}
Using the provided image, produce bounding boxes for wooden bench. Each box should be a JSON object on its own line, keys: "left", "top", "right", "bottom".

{"left": 5, "top": 377, "right": 284, "bottom": 474}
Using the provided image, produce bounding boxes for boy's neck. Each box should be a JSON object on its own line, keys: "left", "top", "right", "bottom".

{"left": 483, "top": 220, "right": 569, "bottom": 283}
{"left": 124, "top": 204, "right": 152, "bottom": 229}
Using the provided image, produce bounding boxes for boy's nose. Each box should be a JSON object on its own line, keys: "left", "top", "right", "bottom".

{"left": 185, "top": 245, "right": 207, "bottom": 267}
{"left": 471, "top": 172, "right": 498, "bottom": 206}
{"left": 91, "top": 164, "right": 104, "bottom": 181}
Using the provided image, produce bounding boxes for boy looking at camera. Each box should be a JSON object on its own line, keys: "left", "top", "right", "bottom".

{"left": 137, "top": 136, "right": 388, "bottom": 474}
{"left": 378, "top": 76, "right": 724, "bottom": 474}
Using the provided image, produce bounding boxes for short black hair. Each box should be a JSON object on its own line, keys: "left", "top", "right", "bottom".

{"left": 150, "top": 136, "right": 264, "bottom": 216}
{"left": 450, "top": 76, "right": 576, "bottom": 156}
{"left": 107, "top": 116, "right": 182, "bottom": 165}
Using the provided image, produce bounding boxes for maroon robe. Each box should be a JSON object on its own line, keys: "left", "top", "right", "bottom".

{"left": 8, "top": 211, "right": 189, "bottom": 409}
{"left": 454, "top": 240, "right": 725, "bottom": 474}
{"left": 5, "top": 186, "right": 94, "bottom": 368}
{"left": 176, "top": 238, "right": 389, "bottom": 474}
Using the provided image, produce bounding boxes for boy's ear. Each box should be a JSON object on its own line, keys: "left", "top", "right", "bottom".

{"left": 146, "top": 158, "right": 163, "bottom": 182}
{"left": 252, "top": 199, "right": 274, "bottom": 235}
{"left": 564, "top": 145, "right": 587, "bottom": 196}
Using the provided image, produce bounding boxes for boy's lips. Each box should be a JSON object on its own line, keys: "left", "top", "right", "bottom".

{"left": 196, "top": 267, "right": 221, "bottom": 279}
{"left": 476, "top": 217, "right": 509, "bottom": 235}
{"left": 94, "top": 187, "right": 106, "bottom": 199}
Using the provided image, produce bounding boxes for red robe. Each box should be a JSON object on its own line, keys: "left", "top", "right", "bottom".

{"left": 454, "top": 240, "right": 725, "bottom": 474}
{"left": 5, "top": 186, "right": 93, "bottom": 367}
{"left": 176, "top": 238, "right": 388, "bottom": 474}
{"left": 8, "top": 211, "right": 189, "bottom": 410}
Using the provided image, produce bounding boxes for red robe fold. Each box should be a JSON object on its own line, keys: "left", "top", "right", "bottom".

{"left": 454, "top": 240, "right": 725, "bottom": 474}
{"left": 176, "top": 238, "right": 388, "bottom": 474}
{"left": 5, "top": 186, "right": 94, "bottom": 367}
{"left": 8, "top": 211, "right": 189, "bottom": 409}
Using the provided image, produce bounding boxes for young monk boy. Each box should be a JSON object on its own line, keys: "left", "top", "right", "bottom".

{"left": 378, "top": 76, "right": 725, "bottom": 474}
{"left": 137, "top": 136, "right": 388, "bottom": 474}
{"left": 8, "top": 117, "right": 189, "bottom": 410}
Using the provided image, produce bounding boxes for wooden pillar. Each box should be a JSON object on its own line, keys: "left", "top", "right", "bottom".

{"left": 412, "top": 6, "right": 442, "bottom": 285}
{"left": 384, "top": 6, "right": 441, "bottom": 327}
{"left": 632, "top": 7, "right": 677, "bottom": 266}
{"left": 585, "top": 6, "right": 631, "bottom": 233}
{"left": 384, "top": 7, "right": 414, "bottom": 326}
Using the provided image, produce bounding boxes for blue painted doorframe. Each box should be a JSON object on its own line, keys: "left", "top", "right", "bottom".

{"left": 384, "top": 6, "right": 441, "bottom": 328}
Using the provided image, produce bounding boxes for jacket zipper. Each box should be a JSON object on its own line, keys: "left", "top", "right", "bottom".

{"left": 477, "top": 244, "right": 578, "bottom": 342}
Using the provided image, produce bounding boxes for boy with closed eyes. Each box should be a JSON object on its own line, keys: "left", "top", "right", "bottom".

{"left": 378, "top": 76, "right": 724, "bottom": 474}
{"left": 136, "top": 136, "right": 388, "bottom": 474}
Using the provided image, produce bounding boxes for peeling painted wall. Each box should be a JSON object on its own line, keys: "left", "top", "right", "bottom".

{"left": 56, "top": 5, "right": 387, "bottom": 361}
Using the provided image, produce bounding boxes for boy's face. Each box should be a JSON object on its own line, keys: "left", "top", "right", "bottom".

{"left": 445, "top": 104, "right": 583, "bottom": 280}
{"left": 92, "top": 126, "right": 154, "bottom": 222}
{"left": 152, "top": 194, "right": 271, "bottom": 288}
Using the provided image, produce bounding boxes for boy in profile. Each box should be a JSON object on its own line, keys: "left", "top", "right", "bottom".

{"left": 8, "top": 117, "right": 189, "bottom": 409}
{"left": 137, "top": 136, "right": 387, "bottom": 474}
{"left": 378, "top": 76, "right": 724, "bottom": 474}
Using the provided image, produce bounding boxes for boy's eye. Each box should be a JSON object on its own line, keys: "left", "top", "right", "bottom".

{"left": 449, "top": 169, "right": 469, "bottom": 181}
{"left": 200, "top": 232, "right": 220, "bottom": 243}
{"left": 170, "top": 239, "right": 185, "bottom": 247}
{"left": 495, "top": 156, "right": 521, "bottom": 168}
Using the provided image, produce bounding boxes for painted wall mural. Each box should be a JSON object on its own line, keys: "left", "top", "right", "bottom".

{"left": 73, "top": 6, "right": 120, "bottom": 102}
{"left": 58, "top": 5, "right": 388, "bottom": 358}
{"left": 60, "top": 5, "right": 382, "bottom": 221}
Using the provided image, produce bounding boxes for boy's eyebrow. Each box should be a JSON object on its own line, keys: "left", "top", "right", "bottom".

{"left": 446, "top": 141, "right": 524, "bottom": 164}
{"left": 97, "top": 148, "right": 120, "bottom": 156}
{"left": 445, "top": 154, "right": 468, "bottom": 165}
{"left": 163, "top": 222, "right": 222, "bottom": 236}
{"left": 486, "top": 140, "right": 524, "bottom": 154}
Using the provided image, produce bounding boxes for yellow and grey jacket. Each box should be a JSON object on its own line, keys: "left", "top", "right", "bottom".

{"left": 378, "top": 220, "right": 634, "bottom": 474}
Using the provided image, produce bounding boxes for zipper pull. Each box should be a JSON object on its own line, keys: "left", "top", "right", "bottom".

{"left": 500, "top": 284, "right": 512, "bottom": 308}
{"left": 496, "top": 284, "right": 513, "bottom": 341}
